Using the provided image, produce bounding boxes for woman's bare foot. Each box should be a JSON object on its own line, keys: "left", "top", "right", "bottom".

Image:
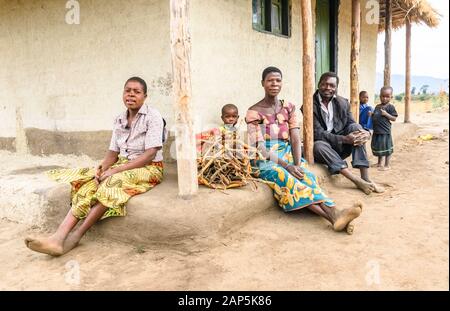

{"left": 63, "top": 233, "right": 82, "bottom": 254}
{"left": 346, "top": 221, "right": 355, "bottom": 235}
{"left": 25, "top": 235, "right": 64, "bottom": 256}
{"left": 353, "top": 178, "right": 375, "bottom": 195}
{"left": 332, "top": 202, "right": 363, "bottom": 232}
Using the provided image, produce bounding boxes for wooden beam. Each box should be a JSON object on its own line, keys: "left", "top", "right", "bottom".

{"left": 404, "top": 19, "right": 412, "bottom": 123}
{"left": 384, "top": 0, "right": 392, "bottom": 86}
{"left": 169, "top": 0, "right": 198, "bottom": 198}
{"left": 350, "top": 0, "right": 361, "bottom": 122}
{"left": 300, "top": 0, "right": 315, "bottom": 164}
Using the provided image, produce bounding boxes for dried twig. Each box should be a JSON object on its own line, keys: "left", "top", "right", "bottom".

{"left": 197, "top": 135, "right": 262, "bottom": 190}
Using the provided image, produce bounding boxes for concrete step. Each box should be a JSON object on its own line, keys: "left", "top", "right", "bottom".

{"left": 1, "top": 164, "right": 275, "bottom": 250}
{"left": 0, "top": 122, "right": 418, "bottom": 249}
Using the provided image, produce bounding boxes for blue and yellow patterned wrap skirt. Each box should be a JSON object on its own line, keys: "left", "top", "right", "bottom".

{"left": 254, "top": 140, "right": 335, "bottom": 212}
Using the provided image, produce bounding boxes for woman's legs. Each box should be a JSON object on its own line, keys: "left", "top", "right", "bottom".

{"left": 25, "top": 201, "right": 108, "bottom": 256}
{"left": 306, "top": 204, "right": 333, "bottom": 223}
{"left": 307, "top": 202, "right": 362, "bottom": 233}
{"left": 63, "top": 202, "right": 108, "bottom": 253}
{"left": 25, "top": 209, "right": 79, "bottom": 256}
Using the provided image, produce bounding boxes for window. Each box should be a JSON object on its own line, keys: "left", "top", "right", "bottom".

{"left": 252, "top": 0, "right": 290, "bottom": 37}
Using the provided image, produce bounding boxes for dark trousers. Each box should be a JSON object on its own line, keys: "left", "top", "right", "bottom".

{"left": 313, "top": 123, "right": 369, "bottom": 175}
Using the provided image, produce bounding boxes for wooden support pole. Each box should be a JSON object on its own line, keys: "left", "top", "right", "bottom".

{"left": 350, "top": 0, "right": 361, "bottom": 122}
{"left": 384, "top": 0, "right": 392, "bottom": 87}
{"left": 300, "top": 0, "right": 315, "bottom": 164}
{"left": 169, "top": 0, "right": 198, "bottom": 197}
{"left": 404, "top": 19, "right": 412, "bottom": 123}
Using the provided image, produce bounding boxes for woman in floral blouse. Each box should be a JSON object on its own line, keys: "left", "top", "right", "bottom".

{"left": 246, "top": 67, "right": 362, "bottom": 232}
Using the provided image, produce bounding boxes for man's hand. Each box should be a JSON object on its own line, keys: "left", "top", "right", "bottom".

{"left": 343, "top": 132, "right": 358, "bottom": 145}
{"left": 352, "top": 130, "right": 371, "bottom": 146}
{"left": 286, "top": 165, "right": 304, "bottom": 180}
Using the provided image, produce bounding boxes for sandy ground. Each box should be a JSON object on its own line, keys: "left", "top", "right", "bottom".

{"left": 0, "top": 110, "right": 448, "bottom": 291}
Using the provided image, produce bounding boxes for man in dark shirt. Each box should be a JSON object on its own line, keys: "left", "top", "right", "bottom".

{"left": 305, "top": 72, "right": 384, "bottom": 195}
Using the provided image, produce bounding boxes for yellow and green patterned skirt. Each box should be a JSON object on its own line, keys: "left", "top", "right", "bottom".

{"left": 46, "top": 157, "right": 163, "bottom": 220}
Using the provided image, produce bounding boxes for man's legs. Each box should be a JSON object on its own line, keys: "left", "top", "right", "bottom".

{"left": 347, "top": 124, "right": 385, "bottom": 193}
{"left": 314, "top": 140, "right": 376, "bottom": 194}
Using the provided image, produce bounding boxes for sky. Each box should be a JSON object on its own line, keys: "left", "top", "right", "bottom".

{"left": 376, "top": 0, "right": 449, "bottom": 79}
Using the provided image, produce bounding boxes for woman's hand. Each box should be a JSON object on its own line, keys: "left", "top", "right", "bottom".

{"left": 99, "top": 167, "right": 120, "bottom": 182}
{"left": 94, "top": 165, "right": 103, "bottom": 185}
{"left": 286, "top": 164, "right": 304, "bottom": 180}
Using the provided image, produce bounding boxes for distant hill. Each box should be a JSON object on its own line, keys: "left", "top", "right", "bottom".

{"left": 376, "top": 73, "right": 449, "bottom": 95}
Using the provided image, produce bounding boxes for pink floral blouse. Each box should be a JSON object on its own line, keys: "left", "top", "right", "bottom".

{"left": 245, "top": 100, "right": 300, "bottom": 144}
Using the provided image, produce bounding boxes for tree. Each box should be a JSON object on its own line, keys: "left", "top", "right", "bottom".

{"left": 420, "top": 84, "right": 430, "bottom": 95}
{"left": 411, "top": 86, "right": 416, "bottom": 95}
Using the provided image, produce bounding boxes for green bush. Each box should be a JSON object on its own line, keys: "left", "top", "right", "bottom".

{"left": 394, "top": 94, "right": 404, "bottom": 101}
{"left": 418, "top": 94, "right": 432, "bottom": 101}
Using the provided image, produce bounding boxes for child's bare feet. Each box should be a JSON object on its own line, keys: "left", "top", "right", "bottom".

{"left": 25, "top": 235, "right": 64, "bottom": 256}
{"left": 332, "top": 202, "right": 363, "bottom": 232}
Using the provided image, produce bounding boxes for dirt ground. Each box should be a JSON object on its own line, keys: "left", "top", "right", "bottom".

{"left": 0, "top": 109, "right": 448, "bottom": 291}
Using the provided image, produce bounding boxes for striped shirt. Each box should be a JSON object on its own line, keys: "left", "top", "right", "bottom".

{"left": 109, "top": 104, "right": 164, "bottom": 162}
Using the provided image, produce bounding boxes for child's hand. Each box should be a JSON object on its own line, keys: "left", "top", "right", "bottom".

{"left": 380, "top": 108, "right": 388, "bottom": 117}
{"left": 368, "top": 111, "right": 373, "bottom": 117}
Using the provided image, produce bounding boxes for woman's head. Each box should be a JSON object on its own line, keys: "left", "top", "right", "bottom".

{"left": 261, "top": 66, "right": 283, "bottom": 97}
{"left": 123, "top": 77, "right": 147, "bottom": 110}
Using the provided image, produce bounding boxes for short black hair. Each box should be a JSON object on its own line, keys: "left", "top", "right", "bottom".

{"left": 124, "top": 76, "right": 147, "bottom": 95}
{"left": 359, "top": 90, "right": 368, "bottom": 96}
{"left": 318, "top": 72, "right": 339, "bottom": 86}
{"left": 221, "top": 104, "right": 238, "bottom": 115}
{"left": 380, "top": 86, "right": 393, "bottom": 94}
{"left": 262, "top": 66, "right": 283, "bottom": 81}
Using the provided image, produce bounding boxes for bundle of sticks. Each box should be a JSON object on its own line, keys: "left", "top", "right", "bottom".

{"left": 197, "top": 133, "right": 262, "bottom": 190}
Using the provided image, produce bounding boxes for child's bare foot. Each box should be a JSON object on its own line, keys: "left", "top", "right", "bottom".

{"left": 380, "top": 166, "right": 391, "bottom": 171}
{"left": 333, "top": 202, "right": 363, "bottom": 232}
{"left": 353, "top": 178, "right": 375, "bottom": 195}
{"left": 25, "top": 235, "right": 64, "bottom": 256}
{"left": 63, "top": 233, "right": 82, "bottom": 254}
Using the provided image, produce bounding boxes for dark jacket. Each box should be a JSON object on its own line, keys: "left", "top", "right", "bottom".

{"left": 302, "top": 91, "right": 357, "bottom": 147}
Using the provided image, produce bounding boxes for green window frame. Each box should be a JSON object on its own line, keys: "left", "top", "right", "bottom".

{"left": 252, "top": 0, "right": 291, "bottom": 37}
